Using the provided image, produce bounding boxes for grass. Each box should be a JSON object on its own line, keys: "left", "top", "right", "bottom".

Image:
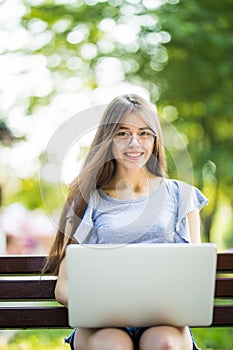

{"left": 1, "top": 328, "right": 232, "bottom": 349}
{"left": 0, "top": 329, "right": 70, "bottom": 350}
{"left": 191, "top": 328, "right": 233, "bottom": 350}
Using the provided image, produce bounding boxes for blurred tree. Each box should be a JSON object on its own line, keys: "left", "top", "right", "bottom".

{"left": 0, "top": 120, "right": 15, "bottom": 146}
{"left": 0, "top": 120, "right": 20, "bottom": 207}
{"left": 4, "top": 0, "right": 232, "bottom": 244}
{"left": 156, "top": 0, "right": 233, "bottom": 241}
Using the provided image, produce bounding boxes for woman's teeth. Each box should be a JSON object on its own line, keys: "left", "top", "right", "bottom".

{"left": 125, "top": 152, "right": 143, "bottom": 158}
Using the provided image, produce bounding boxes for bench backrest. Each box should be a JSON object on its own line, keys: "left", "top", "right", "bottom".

{"left": 0, "top": 256, "right": 68, "bottom": 328}
{"left": 0, "top": 253, "right": 233, "bottom": 328}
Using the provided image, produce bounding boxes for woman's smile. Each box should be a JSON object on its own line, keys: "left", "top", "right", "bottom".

{"left": 124, "top": 151, "right": 144, "bottom": 160}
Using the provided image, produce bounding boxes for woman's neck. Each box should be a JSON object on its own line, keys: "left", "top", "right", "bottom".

{"left": 102, "top": 167, "right": 161, "bottom": 199}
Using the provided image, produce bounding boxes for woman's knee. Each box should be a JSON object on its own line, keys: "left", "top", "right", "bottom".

{"left": 139, "top": 328, "right": 173, "bottom": 350}
{"left": 89, "top": 328, "right": 133, "bottom": 350}
{"left": 139, "top": 326, "right": 192, "bottom": 350}
{"left": 76, "top": 328, "right": 133, "bottom": 350}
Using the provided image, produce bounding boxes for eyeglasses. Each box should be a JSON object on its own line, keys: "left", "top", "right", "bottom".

{"left": 113, "top": 130, "right": 156, "bottom": 144}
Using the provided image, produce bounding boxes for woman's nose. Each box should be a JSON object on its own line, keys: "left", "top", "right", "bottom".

{"left": 128, "top": 133, "right": 140, "bottom": 145}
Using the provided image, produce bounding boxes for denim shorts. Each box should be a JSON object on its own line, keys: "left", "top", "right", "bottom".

{"left": 64, "top": 327, "right": 201, "bottom": 350}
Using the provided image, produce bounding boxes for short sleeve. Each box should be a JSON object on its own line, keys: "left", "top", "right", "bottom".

{"left": 73, "top": 204, "right": 95, "bottom": 243}
{"left": 175, "top": 181, "right": 208, "bottom": 243}
{"left": 65, "top": 192, "right": 97, "bottom": 243}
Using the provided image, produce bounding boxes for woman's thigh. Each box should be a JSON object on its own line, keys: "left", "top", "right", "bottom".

{"left": 74, "top": 327, "right": 134, "bottom": 350}
{"left": 139, "top": 326, "right": 193, "bottom": 350}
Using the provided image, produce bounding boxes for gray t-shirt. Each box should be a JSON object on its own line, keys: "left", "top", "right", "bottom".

{"left": 68, "top": 178, "right": 208, "bottom": 244}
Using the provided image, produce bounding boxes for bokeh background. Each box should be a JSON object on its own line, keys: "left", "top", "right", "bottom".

{"left": 1, "top": 0, "right": 232, "bottom": 254}
{"left": 0, "top": 0, "right": 232, "bottom": 348}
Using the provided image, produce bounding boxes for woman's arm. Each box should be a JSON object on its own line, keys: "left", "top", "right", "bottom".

{"left": 55, "top": 256, "right": 68, "bottom": 307}
{"left": 187, "top": 208, "right": 201, "bottom": 244}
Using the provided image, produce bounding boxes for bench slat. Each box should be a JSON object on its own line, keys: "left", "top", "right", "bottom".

{"left": 215, "top": 278, "right": 233, "bottom": 298}
{"left": 0, "top": 278, "right": 232, "bottom": 300}
{"left": 0, "top": 305, "right": 232, "bottom": 328}
{"left": 212, "top": 305, "right": 233, "bottom": 326}
{"left": 0, "top": 253, "right": 233, "bottom": 274}
{"left": 0, "top": 306, "right": 68, "bottom": 328}
{"left": 0, "top": 280, "right": 56, "bottom": 299}
{"left": 216, "top": 253, "right": 233, "bottom": 272}
{"left": 0, "top": 256, "right": 46, "bottom": 274}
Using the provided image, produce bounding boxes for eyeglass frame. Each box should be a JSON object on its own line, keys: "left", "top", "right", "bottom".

{"left": 112, "top": 129, "right": 157, "bottom": 145}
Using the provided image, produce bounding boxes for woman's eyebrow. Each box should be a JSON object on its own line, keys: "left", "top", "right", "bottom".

{"left": 117, "top": 125, "right": 152, "bottom": 130}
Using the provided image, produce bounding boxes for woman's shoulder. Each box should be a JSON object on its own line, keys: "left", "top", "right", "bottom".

{"left": 164, "top": 178, "right": 208, "bottom": 210}
{"left": 164, "top": 178, "right": 185, "bottom": 192}
{"left": 163, "top": 178, "right": 199, "bottom": 200}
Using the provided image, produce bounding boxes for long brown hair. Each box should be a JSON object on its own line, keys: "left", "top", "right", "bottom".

{"left": 43, "top": 94, "right": 167, "bottom": 274}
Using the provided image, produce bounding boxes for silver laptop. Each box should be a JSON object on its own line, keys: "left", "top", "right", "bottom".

{"left": 66, "top": 243, "right": 217, "bottom": 328}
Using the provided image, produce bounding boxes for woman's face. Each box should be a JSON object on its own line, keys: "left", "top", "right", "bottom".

{"left": 112, "top": 112, "right": 155, "bottom": 172}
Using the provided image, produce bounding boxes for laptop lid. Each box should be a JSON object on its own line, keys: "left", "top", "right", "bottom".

{"left": 66, "top": 243, "right": 217, "bottom": 328}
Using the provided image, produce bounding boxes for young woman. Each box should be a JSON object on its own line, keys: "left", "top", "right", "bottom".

{"left": 45, "top": 94, "right": 208, "bottom": 350}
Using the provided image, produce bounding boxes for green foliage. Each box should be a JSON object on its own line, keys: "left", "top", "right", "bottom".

{"left": 5, "top": 328, "right": 233, "bottom": 350}
{"left": 7, "top": 178, "right": 43, "bottom": 210}
{"left": 3, "top": 178, "right": 67, "bottom": 239}
{"left": 5, "top": 177, "right": 65, "bottom": 211}
{"left": 158, "top": 0, "right": 233, "bottom": 178}
{"left": 223, "top": 218, "right": 233, "bottom": 248}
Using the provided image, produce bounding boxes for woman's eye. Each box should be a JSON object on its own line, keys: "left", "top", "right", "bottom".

{"left": 140, "top": 131, "right": 152, "bottom": 137}
{"left": 139, "top": 131, "right": 147, "bottom": 136}
{"left": 116, "top": 131, "right": 128, "bottom": 137}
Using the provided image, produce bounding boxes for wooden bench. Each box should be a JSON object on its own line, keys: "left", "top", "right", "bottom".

{"left": 0, "top": 253, "right": 233, "bottom": 329}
